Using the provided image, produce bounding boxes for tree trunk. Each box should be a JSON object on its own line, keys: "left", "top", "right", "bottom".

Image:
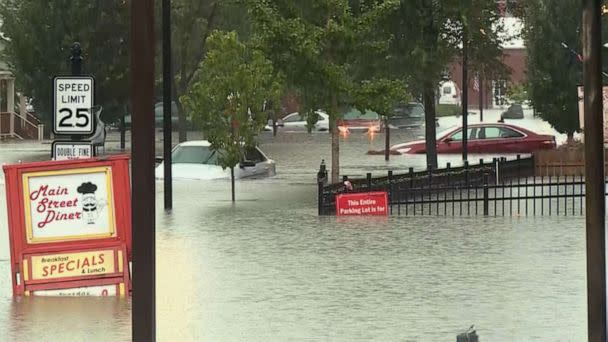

{"left": 567, "top": 132, "right": 575, "bottom": 145}
{"left": 384, "top": 116, "right": 390, "bottom": 161}
{"left": 330, "top": 93, "right": 340, "bottom": 184}
{"left": 423, "top": 87, "right": 438, "bottom": 169}
{"left": 230, "top": 166, "right": 235, "bottom": 202}
{"left": 178, "top": 42, "right": 188, "bottom": 143}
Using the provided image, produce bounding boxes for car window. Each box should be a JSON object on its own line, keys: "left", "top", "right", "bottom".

{"left": 449, "top": 128, "right": 477, "bottom": 141}
{"left": 443, "top": 86, "right": 452, "bottom": 95}
{"left": 343, "top": 108, "right": 379, "bottom": 120}
{"left": 316, "top": 113, "right": 326, "bottom": 121}
{"left": 499, "top": 127, "right": 524, "bottom": 138}
{"left": 172, "top": 146, "right": 218, "bottom": 165}
{"left": 393, "top": 104, "right": 424, "bottom": 118}
{"left": 483, "top": 127, "right": 501, "bottom": 139}
{"left": 244, "top": 147, "right": 266, "bottom": 163}
{"left": 283, "top": 114, "right": 303, "bottom": 123}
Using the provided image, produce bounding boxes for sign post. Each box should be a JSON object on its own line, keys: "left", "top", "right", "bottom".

{"left": 51, "top": 43, "right": 97, "bottom": 161}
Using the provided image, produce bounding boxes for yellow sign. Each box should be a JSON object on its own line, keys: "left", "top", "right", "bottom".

{"left": 22, "top": 167, "right": 116, "bottom": 244}
{"left": 30, "top": 250, "right": 116, "bottom": 280}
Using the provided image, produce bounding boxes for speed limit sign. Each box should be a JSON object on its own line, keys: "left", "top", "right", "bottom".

{"left": 54, "top": 76, "right": 95, "bottom": 135}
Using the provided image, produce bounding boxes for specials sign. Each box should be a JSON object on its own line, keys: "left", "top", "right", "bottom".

{"left": 336, "top": 192, "right": 389, "bottom": 216}
{"left": 29, "top": 249, "right": 116, "bottom": 281}
{"left": 22, "top": 167, "right": 116, "bottom": 244}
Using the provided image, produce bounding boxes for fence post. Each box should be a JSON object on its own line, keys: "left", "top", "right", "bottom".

{"left": 366, "top": 172, "right": 372, "bottom": 190}
{"left": 409, "top": 167, "right": 414, "bottom": 189}
{"left": 388, "top": 170, "right": 393, "bottom": 214}
{"left": 517, "top": 154, "right": 521, "bottom": 179}
{"left": 465, "top": 161, "right": 470, "bottom": 186}
{"left": 495, "top": 158, "right": 501, "bottom": 184}
{"left": 318, "top": 180, "right": 324, "bottom": 216}
{"left": 483, "top": 174, "right": 489, "bottom": 216}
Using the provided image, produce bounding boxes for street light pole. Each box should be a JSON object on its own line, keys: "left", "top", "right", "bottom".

{"left": 582, "top": 1, "right": 606, "bottom": 341}
{"left": 163, "top": 0, "right": 173, "bottom": 210}
{"left": 131, "top": 0, "right": 156, "bottom": 340}
{"left": 462, "top": 27, "right": 469, "bottom": 162}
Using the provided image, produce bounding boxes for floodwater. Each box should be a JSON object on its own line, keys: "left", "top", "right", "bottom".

{"left": 0, "top": 110, "right": 588, "bottom": 341}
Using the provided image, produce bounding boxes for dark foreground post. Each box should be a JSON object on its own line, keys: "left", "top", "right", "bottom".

{"left": 162, "top": 0, "right": 173, "bottom": 210}
{"left": 131, "top": 0, "right": 156, "bottom": 341}
{"left": 483, "top": 174, "right": 489, "bottom": 216}
{"left": 582, "top": 1, "right": 606, "bottom": 341}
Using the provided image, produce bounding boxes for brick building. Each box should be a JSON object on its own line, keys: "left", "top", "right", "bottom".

{"left": 447, "top": 12, "right": 526, "bottom": 109}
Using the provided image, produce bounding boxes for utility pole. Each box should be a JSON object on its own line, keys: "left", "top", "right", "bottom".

{"left": 582, "top": 1, "right": 606, "bottom": 341}
{"left": 479, "top": 74, "right": 484, "bottom": 122}
{"left": 131, "top": 0, "right": 156, "bottom": 340}
{"left": 462, "top": 27, "right": 469, "bottom": 162}
{"left": 163, "top": 0, "right": 173, "bottom": 210}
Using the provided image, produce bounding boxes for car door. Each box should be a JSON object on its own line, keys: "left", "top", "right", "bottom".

{"left": 477, "top": 126, "right": 525, "bottom": 153}
{"left": 438, "top": 128, "right": 470, "bottom": 153}
{"left": 282, "top": 113, "right": 305, "bottom": 131}
{"left": 241, "top": 147, "right": 269, "bottom": 177}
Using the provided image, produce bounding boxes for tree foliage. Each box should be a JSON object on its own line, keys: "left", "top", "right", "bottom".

{"left": 522, "top": 0, "right": 583, "bottom": 136}
{"left": 181, "top": 31, "right": 282, "bottom": 198}
{"left": 167, "top": 0, "right": 251, "bottom": 140}
{"left": 248, "top": 0, "right": 405, "bottom": 182}
{"left": 0, "top": 0, "right": 129, "bottom": 126}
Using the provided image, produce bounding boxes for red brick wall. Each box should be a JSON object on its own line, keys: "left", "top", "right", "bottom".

{"left": 449, "top": 48, "right": 527, "bottom": 108}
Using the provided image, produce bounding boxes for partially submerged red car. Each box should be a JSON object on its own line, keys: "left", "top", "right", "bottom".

{"left": 390, "top": 123, "right": 556, "bottom": 154}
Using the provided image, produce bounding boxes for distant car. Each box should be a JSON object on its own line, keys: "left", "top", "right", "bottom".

{"left": 337, "top": 108, "right": 382, "bottom": 134}
{"left": 438, "top": 80, "right": 460, "bottom": 105}
{"left": 124, "top": 101, "right": 193, "bottom": 129}
{"left": 155, "top": 141, "right": 276, "bottom": 180}
{"left": 389, "top": 102, "right": 439, "bottom": 128}
{"left": 264, "top": 111, "right": 329, "bottom": 132}
{"left": 390, "top": 123, "right": 556, "bottom": 154}
{"left": 501, "top": 103, "right": 524, "bottom": 119}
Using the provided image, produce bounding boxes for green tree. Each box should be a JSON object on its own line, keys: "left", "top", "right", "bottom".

{"left": 384, "top": 0, "right": 506, "bottom": 167}
{"left": 249, "top": 0, "right": 402, "bottom": 183}
{"left": 522, "top": 0, "right": 583, "bottom": 142}
{"left": 0, "top": 0, "right": 129, "bottom": 129}
{"left": 181, "top": 31, "right": 282, "bottom": 201}
{"left": 168, "top": 0, "right": 251, "bottom": 142}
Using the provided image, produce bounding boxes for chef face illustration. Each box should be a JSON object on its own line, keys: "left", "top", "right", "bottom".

{"left": 77, "top": 182, "right": 100, "bottom": 224}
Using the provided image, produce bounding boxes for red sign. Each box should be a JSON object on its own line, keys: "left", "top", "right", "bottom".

{"left": 336, "top": 192, "right": 389, "bottom": 216}
{"left": 3, "top": 155, "right": 132, "bottom": 296}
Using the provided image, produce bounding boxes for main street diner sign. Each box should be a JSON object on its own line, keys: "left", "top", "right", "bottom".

{"left": 3, "top": 155, "right": 132, "bottom": 296}
{"left": 335, "top": 192, "right": 389, "bottom": 216}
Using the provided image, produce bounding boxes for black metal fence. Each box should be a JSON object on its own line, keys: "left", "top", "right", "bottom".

{"left": 318, "top": 156, "right": 592, "bottom": 216}
{"left": 391, "top": 175, "right": 587, "bottom": 217}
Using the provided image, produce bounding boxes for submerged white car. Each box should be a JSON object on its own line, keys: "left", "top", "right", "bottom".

{"left": 155, "top": 140, "right": 276, "bottom": 180}
{"left": 265, "top": 111, "right": 330, "bottom": 132}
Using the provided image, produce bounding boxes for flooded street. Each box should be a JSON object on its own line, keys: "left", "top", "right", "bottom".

{"left": 0, "top": 111, "right": 588, "bottom": 341}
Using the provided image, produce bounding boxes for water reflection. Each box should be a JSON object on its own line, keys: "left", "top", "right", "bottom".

{"left": 0, "top": 129, "right": 589, "bottom": 340}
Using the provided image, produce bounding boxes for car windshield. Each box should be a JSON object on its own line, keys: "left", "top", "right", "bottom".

{"left": 171, "top": 145, "right": 218, "bottom": 165}
{"left": 437, "top": 126, "right": 456, "bottom": 139}
{"left": 343, "top": 108, "right": 379, "bottom": 120}
{"left": 394, "top": 104, "right": 424, "bottom": 118}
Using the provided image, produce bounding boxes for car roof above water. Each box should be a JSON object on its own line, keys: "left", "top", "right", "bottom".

{"left": 178, "top": 140, "right": 212, "bottom": 147}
